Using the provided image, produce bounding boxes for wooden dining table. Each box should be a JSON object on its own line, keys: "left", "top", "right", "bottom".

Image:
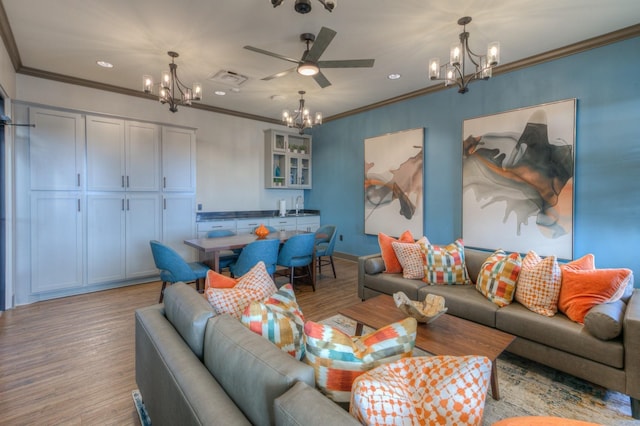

{"left": 184, "top": 230, "right": 315, "bottom": 281}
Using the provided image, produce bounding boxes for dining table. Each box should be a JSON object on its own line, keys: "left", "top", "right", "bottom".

{"left": 184, "top": 230, "right": 316, "bottom": 283}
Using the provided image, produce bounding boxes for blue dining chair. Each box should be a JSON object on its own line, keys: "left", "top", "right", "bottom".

{"left": 276, "top": 233, "right": 316, "bottom": 291}
{"left": 149, "top": 240, "right": 210, "bottom": 303}
{"left": 228, "top": 238, "right": 280, "bottom": 278}
{"left": 315, "top": 225, "right": 338, "bottom": 278}
{"left": 206, "top": 229, "right": 239, "bottom": 269}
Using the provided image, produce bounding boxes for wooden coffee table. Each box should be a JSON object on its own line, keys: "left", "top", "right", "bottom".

{"left": 338, "top": 294, "right": 515, "bottom": 400}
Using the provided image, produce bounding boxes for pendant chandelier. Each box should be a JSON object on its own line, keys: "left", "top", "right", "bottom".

{"left": 428, "top": 17, "right": 500, "bottom": 94}
{"left": 142, "top": 51, "right": 202, "bottom": 113}
{"left": 282, "top": 91, "right": 322, "bottom": 134}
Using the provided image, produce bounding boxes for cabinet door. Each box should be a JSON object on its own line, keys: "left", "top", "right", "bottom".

{"left": 29, "top": 108, "right": 85, "bottom": 190}
{"left": 237, "top": 218, "right": 264, "bottom": 235}
{"left": 30, "top": 192, "right": 84, "bottom": 292}
{"left": 296, "top": 216, "right": 321, "bottom": 233}
{"left": 162, "top": 127, "right": 196, "bottom": 192}
{"left": 163, "top": 194, "right": 196, "bottom": 261}
{"left": 125, "top": 193, "right": 162, "bottom": 278}
{"left": 269, "top": 217, "right": 297, "bottom": 232}
{"left": 127, "top": 121, "right": 161, "bottom": 191}
{"left": 87, "top": 194, "right": 126, "bottom": 284}
{"left": 86, "top": 116, "right": 125, "bottom": 191}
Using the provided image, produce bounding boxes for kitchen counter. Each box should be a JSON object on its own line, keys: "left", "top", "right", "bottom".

{"left": 196, "top": 209, "right": 320, "bottom": 221}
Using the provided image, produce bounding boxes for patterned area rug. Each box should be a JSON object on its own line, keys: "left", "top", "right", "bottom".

{"left": 322, "top": 314, "right": 640, "bottom": 426}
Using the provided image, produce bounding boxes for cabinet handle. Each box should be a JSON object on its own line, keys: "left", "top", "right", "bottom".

{"left": 121, "top": 176, "right": 125, "bottom": 188}
{"left": 121, "top": 199, "right": 125, "bottom": 211}
{"left": 126, "top": 176, "right": 130, "bottom": 188}
{"left": 77, "top": 173, "right": 81, "bottom": 187}
{"left": 126, "top": 199, "right": 130, "bottom": 211}
{"left": 163, "top": 198, "right": 167, "bottom": 210}
{"left": 163, "top": 177, "right": 166, "bottom": 188}
{"left": 77, "top": 199, "right": 81, "bottom": 212}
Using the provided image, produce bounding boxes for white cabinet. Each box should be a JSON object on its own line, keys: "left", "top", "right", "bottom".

{"left": 29, "top": 108, "right": 85, "bottom": 191}
{"left": 296, "top": 215, "right": 321, "bottom": 233}
{"left": 269, "top": 217, "right": 297, "bottom": 232}
{"left": 125, "top": 193, "right": 162, "bottom": 278}
{"left": 197, "top": 219, "right": 236, "bottom": 238}
{"left": 86, "top": 117, "right": 160, "bottom": 191}
{"left": 30, "top": 192, "right": 84, "bottom": 293}
{"left": 237, "top": 218, "right": 265, "bottom": 235}
{"left": 163, "top": 194, "right": 196, "bottom": 261}
{"left": 264, "top": 129, "right": 312, "bottom": 189}
{"left": 162, "top": 127, "right": 196, "bottom": 192}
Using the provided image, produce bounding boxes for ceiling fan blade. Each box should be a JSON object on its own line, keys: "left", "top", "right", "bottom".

{"left": 262, "top": 67, "right": 296, "bottom": 81}
{"left": 305, "top": 27, "right": 337, "bottom": 63}
{"left": 313, "top": 71, "right": 331, "bottom": 88}
{"left": 243, "top": 45, "right": 301, "bottom": 65}
{"left": 317, "top": 59, "right": 375, "bottom": 68}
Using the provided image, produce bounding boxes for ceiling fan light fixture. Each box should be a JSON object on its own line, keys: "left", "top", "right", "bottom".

{"left": 297, "top": 61, "right": 319, "bottom": 76}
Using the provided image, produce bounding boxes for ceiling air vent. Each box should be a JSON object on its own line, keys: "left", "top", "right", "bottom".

{"left": 208, "top": 70, "right": 249, "bottom": 87}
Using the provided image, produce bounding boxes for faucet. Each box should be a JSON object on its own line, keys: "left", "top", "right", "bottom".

{"left": 295, "top": 196, "right": 303, "bottom": 215}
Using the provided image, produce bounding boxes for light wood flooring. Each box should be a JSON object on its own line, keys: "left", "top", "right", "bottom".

{"left": 0, "top": 257, "right": 361, "bottom": 425}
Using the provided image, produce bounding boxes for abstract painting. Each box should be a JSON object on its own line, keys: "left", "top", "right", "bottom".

{"left": 364, "top": 128, "right": 424, "bottom": 237}
{"left": 462, "top": 99, "right": 575, "bottom": 259}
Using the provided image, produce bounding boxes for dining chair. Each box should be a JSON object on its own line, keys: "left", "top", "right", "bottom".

{"left": 314, "top": 225, "right": 338, "bottom": 278}
{"left": 149, "top": 240, "right": 210, "bottom": 303}
{"left": 206, "top": 229, "right": 240, "bottom": 269}
{"left": 276, "top": 233, "right": 316, "bottom": 291}
{"left": 228, "top": 238, "right": 280, "bottom": 278}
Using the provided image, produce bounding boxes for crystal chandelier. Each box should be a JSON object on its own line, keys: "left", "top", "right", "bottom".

{"left": 428, "top": 17, "right": 500, "bottom": 94}
{"left": 142, "top": 51, "right": 202, "bottom": 113}
{"left": 282, "top": 91, "right": 322, "bottom": 134}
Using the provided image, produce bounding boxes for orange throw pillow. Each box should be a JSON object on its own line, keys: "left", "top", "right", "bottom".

{"left": 558, "top": 268, "right": 632, "bottom": 324}
{"left": 562, "top": 253, "right": 595, "bottom": 272}
{"left": 378, "top": 231, "right": 414, "bottom": 274}
{"left": 205, "top": 269, "right": 238, "bottom": 290}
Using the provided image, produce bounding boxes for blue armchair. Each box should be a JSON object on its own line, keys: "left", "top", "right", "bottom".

{"left": 149, "top": 240, "right": 210, "bottom": 303}
{"left": 229, "top": 238, "right": 280, "bottom": 278}
{"left": 315, "top": 225, "right": 338, "bottom": 278}
{"left": 276, "top": 233, "right": 316, "bottom": 291}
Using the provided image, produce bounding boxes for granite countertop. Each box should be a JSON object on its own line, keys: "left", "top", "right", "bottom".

{"left": 196, "top": 209, "right": 320, "bottom": 221}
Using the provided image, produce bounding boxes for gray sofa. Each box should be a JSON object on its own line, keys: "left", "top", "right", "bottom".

{"left": 358, "top": 248, "right": 640, "bottom": 419}
{"left": 135, "top": 282, "right": 359, "bottom": 426}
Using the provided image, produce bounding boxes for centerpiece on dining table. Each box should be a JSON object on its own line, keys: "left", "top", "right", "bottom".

{"left": 254, "top": 224, "right": 270, "bottom": 239}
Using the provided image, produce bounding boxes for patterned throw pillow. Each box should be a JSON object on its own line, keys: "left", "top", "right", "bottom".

{"left": 378, "top": 231, "right": 414, "bottom": 274}
{"left": 304, "top": 317, "right": 417, "bottom": 403}
{"left": 205, "top": 269, "right": 238, "bottom": 290}
{"left": 419, "top": 239, "right": 470, "bottom": 285}
{"left": 514, "top": 251, "right": 561, "bottom": 316}
{"left": 204, "top": 261, "right": 277, "bottom": 318}
{"left": 350, "top": 355, "right": 492, "bottom": 426}
{"left": 475, "top": 250, "right": 522, "bottom": 307}
{"left": 241, "top": 284, "right": 306, "bottom": 359}
{"left": 391, "top": 236, "right": 430, "bottom": 279}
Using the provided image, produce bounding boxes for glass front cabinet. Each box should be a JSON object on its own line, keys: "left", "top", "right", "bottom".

{"left": 264, "top": 129, "right": 312, "bottom": 189}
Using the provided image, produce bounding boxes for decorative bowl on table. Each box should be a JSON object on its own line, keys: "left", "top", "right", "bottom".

{"left": 254, "top": 224, "right": 269, "bottom": 239}
{"left": 393, "top": 292, "right": 448, "bottom": 324}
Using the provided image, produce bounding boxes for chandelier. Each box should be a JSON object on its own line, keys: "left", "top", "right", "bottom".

{"left": 428, "top": 17, "right": 500, "bottom": 94}
{"left": 282, "top": 91, "right": 322, "bottom": 134}
{"left": 271, "top": 0, "right": 336, "bottom": 14}
{"left": 142, "top": 51, "right": 202, "bottom": 113}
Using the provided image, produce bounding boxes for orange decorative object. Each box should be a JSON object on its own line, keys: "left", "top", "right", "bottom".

{"left": 254, "top": 224, "right": 269, "bottom": 238}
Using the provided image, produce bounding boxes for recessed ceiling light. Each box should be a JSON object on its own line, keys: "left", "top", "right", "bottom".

{"left": 214, "top": 90, "right": 226, "bottom": 96}
{"left": 96, "top": 60, "right": 113, "bottom": 68}
{"left": 387, "top": 73, "right": 401, "bottom": 80}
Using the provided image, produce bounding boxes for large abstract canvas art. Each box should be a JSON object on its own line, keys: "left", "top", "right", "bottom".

{"left": 364, "top": 128, "right": 424, "bottom": 237}
{"left": 462, "top": 99, "right": 576, "bottom": 259}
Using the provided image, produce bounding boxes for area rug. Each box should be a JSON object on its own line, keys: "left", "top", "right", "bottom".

{"left": 131, "top": 390, "right": 152, "bottom": 426}
{"left": 322, "top": 314, "right": 640, "bottom": 426}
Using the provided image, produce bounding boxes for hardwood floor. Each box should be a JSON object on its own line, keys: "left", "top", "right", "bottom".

{"left": 0, "top": 257, "right": 361, "bottom": 425}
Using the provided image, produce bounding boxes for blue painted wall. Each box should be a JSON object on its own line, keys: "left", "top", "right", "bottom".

{"left": 306, "top": 36, "right": 640, "bottom": 282}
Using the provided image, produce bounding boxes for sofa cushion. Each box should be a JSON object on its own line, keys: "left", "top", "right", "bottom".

{"left": 475, "top": 250, "right": 522, "bottom": 307}
{"left": 496, "top": 302, "right": 624, "bottom": 368}
{"left": 584, "top": 300, "right": 626, "bottom": 340}
{"left": 558, "top": 267, "right": 632, "bottom": 324}
{"left": 241, "top": 284, "right": 306, "bottom": 360}
{"left": 420, "top": 239, "right": 470, "bottom": 285}
{"left": 418, "top": 285, "right": 499, "bottom": 327}
{"left": 379, "top": 231, "right": 414, "bottom": 274}
{"left": 515, "top": 251, "right": 561, "bottom": 317}
{"left": 204, "top": 261, "right": 278, "bottom": 318}
{"left": 163, "top": 282, "right": 215, "bottom": 359}
{"left": 392, "top": 236, "right": 429, "bottom": 279}
{"left": 364, "top": 272, "right": 428, "bottom": 300}
{"left": 304, "top": 317, "right": 417, "bottom": 403}
{"left": 204, "top": 314, "right": 315, "bottom": 426}
{"left": 364, "top": 256, "right": 386, "bottom": 275}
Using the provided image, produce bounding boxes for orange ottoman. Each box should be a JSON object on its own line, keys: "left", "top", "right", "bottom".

{"left": 493, "top": 417, "right": 602, "bottom": 425}
{"left": 350, "top": 355, "right": 492, "bottom": 425}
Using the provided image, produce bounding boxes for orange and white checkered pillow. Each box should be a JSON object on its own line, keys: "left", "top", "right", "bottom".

{"left": 204, "top": 261, "right": 277, "bottom": 318}
{"left": 476, "top": 250, "right": 522, "bottom": 307}
{"left": 420, "top": 239, "right": 470, "bottom": 285}
{"left": 350, "top": 355, "right": 492, "bottom": 425}
{"left": 391, "top": 236, "right": 429, "bottom": 279}
{"left": 515, "top": 251, "right": 561, "bottom": 316}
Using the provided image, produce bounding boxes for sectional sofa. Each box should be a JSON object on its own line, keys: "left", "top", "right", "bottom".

{"left": 358, "top": 247, "right": 640, "bottom": 419}
{"left": 135, "top": 282, "right": 359, "bottom": 425}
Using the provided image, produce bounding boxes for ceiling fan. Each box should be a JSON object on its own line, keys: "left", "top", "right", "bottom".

{"left": 243, "top": 27, "right": 375, "bottom": 88}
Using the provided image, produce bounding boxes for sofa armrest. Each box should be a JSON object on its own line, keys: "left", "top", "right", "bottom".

{"left": 357, "top": 253, "right": 383, "bottom": 300}
{"left": 624, "top": 289, "right": 640, "bottom": 399}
